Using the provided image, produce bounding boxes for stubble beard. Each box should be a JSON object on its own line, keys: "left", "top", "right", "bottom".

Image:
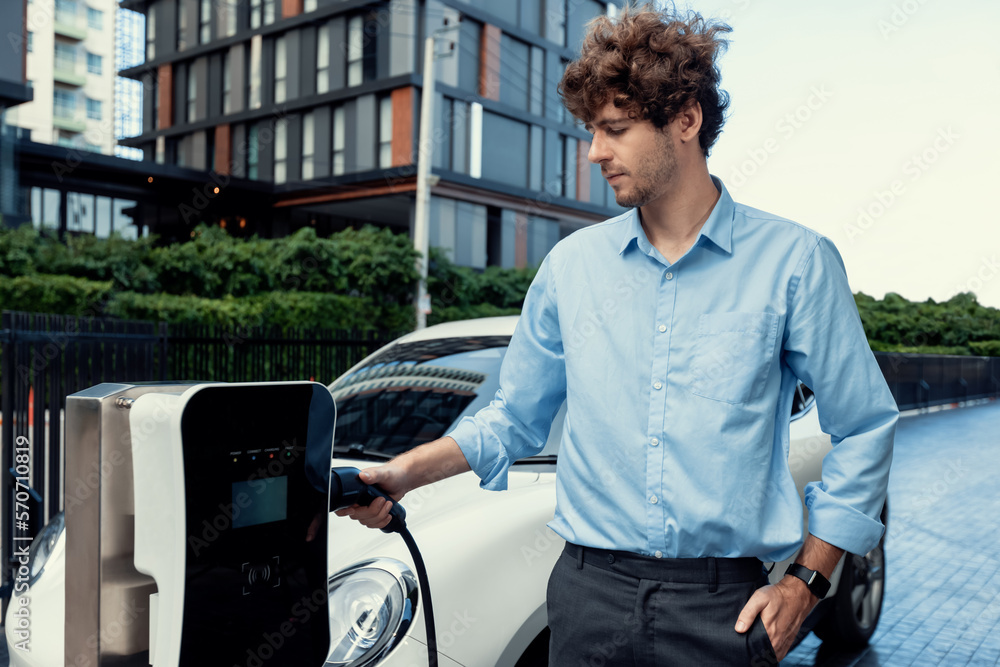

{"left": 610, "top": 131, "right": 678, "bottom": 209}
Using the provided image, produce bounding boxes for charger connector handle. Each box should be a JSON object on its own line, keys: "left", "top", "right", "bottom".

{"left": 330, "top": 466, "right": 407, "bottom": 534}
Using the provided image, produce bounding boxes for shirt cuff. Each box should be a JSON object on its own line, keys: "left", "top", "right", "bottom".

{"left": 447, "top": 416, "right": 510, "bottom": 491}
{"left": 803, "top": 484, "right": 886, "bottom": 556}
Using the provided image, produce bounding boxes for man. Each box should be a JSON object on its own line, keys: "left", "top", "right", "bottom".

{"left": 337, "top": 6, "right": 897, "bottom": 665}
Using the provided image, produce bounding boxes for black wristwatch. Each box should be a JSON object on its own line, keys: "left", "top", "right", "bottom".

{"left": 784, "top": 563, "right": 831, "bottom": 598}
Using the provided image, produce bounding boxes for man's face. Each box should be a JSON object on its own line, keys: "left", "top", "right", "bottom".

{"left": 585, "top": 103, "right": 678, "bottom": 208}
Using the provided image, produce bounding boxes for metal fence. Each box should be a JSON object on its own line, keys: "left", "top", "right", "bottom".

{"left": 874, "top": 352, "right": 1000, "bottom": 411}
{"left": 0, "top": 310, "right": 397, "bottom": 609}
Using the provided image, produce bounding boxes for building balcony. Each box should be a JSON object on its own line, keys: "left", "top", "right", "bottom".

{"left": 53, "top": 113, "right": 86, "bottom": 133}
{"left": 53, "top": 65, "right": 86, "bottom": 87}
{"left": 54, "top": 15, "right": 87, "bottom": 40}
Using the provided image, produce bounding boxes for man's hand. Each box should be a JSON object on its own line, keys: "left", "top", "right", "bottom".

{"left": 332, "top": 464, "right": 410, "bottom": 530}
{"left": 734, "top": 575, "right": 817, "bottom": 661}
{"left": 736, "top": 534, "right": 844, "bottom": 660}
{"left": 332, "top": 437, "right": 470, "bottom": 531}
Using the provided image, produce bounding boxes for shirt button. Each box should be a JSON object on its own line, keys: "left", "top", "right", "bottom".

{"left": 654, "top": 551, "right": 663, "bottom": 559}
{"left": 650, "top": 437, "right": 659, "bottom": 446}
{"left": 665, "top": 272, "right": 674, "bottom": 280}
{"left": 653, "top": 381, "right": 663, "bottom": 390}
{"left": 649, "top": 495, "right": 658, "bottom": 504}
{"left": 658, "top": 324, "right": 667, "bottom": 333}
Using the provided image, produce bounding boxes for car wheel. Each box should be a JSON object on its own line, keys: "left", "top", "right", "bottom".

{"left": 814, "top": 516, "right": 886, "bottom": 648}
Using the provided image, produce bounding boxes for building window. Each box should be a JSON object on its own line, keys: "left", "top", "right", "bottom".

{"left": 302, "top": 111, "right": 315, "bottom": 180}
{"left": 562, "top": 135, "right": 577, "bottom": 198}
{"left": 146, "top": 4, "right": 156, "bottom": 60}
{"left": 527, "top": 215, "right": 559, "bottom": 266}
{"left": 274, "top": 35, "right": 287, "bottom": 103}
{"left": 55, "top": 0, "right": 77, "bottom": 25}
{"left": 27, "top": 32, "right": 33, "bottom": 52}
{"left": 177, "top": 0, "right": 188, "bottom": 50}
{"left": 86, "top": 97, "right": 101, "bottom": 120}
{"left": 87, "top": 7, "right": 102, "bottom": 29}
{"left": 347, "top": 15, "right": 377, "bottom": 86}
{"left": 54, "top": 89, "right": 76, "bottom": 119}
{"left": 500, "top": 34, "right": 529, "bottom": 111}
{"left": 274, "top": 118, "right": 288, "bottom": 184}
{"left": 248, "top": 35, "right": 262, "bottom": 109}
{"left": 187, "top": 63, "right": 197, "bottom": 122}
{"left": 221, "top": 0, "right": 237, "bottom": 37}
{"left": 304, "top": 0, "right": 317, "bottom": 11}
{"left": 223, "top": 51, "right": 232, "bottom": 114}
{"left": 263, "top": 0, "right": 276, "bottom": 26}
{"left": 332, "top": 106, "right": 345, "bottom": 176}
{"left": 55, "top": 42, "right": 76, "bottom": 73}
{"left": 545, "top": 0, "right": 566, "bottom": 47}
{"left": 87, "top": 52, "right": 102, "bottom": 75}
{"left": 199, "top": 0, "right": 211, "bottom": 44}
{"left": 378, "top": 95, "right": 392, "bottom": 169}
{"left": 482, "top": 112, "right": 528, "bottom": 188}
{"left": 247, "top": 124, "right": 259, "bottom": 179}
{"left": 250, "top": 0, "right": 262, "bottom": 29}
{"left": 316, "top": 22, "right": 330, "bottom": 94}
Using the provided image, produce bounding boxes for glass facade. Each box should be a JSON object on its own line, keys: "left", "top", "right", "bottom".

{"left": 29, "top": 187, "right": 139, "bottom": 239}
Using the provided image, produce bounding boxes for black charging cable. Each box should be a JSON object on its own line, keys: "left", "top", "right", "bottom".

{"left": 330, "top": 467, "right": 438, "bottom": 667}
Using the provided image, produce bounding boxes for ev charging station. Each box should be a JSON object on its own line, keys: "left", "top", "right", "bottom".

{"left": 63, "top": 381, "right": 335, "bottom": 667}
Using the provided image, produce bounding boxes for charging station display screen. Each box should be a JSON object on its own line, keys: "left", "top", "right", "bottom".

{"left": 232, "top": 476, "right": 288, "bottom": 529}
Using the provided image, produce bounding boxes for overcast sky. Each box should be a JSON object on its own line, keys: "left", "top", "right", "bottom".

{"left": 667, "top": 0, "right": 1000, "bottom": 307}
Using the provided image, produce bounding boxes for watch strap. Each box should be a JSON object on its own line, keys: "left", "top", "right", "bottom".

{"left": 784, "top": 563, "right": 831, "bottom": 598}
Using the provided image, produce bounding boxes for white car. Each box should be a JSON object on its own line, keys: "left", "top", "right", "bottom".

{"left": 6, "top": 316, "right": 886, "bottom": 666}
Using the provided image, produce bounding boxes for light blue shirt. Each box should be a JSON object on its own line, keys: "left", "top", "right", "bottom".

{"left": 449, "top": 177, "right": 897, "bottom": 562}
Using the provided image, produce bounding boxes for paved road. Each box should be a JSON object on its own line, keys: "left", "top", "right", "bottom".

{"left": 3, "top": 401, "right": 998, "bottom": 666}
{"left": 785, "top": 400, "right": 1000, "bottom": 666}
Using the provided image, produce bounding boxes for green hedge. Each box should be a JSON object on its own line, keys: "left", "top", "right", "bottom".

{"left": 0, "top": 274, "right": 113, "bottom": 315}
{"left": 9, "top": 223, "right": 1000, "bottom": 356}
{"left": 105, "top": 291, "right": 411, "bottom": 331}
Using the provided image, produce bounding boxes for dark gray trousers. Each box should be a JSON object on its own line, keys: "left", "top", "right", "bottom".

{"left": 547, "top": 543, "right": 778, "bottom": 667}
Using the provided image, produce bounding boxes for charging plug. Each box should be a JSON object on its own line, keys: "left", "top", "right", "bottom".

{"left": 330, "top": 466, "right": 407, "bottom": 534}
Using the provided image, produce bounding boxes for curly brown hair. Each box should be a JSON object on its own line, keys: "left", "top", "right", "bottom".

{"left": 559, "top": 4, "right": 732, "bottom": 156}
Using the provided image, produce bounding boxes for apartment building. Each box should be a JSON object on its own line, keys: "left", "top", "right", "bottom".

{"left": 118, "top": 0, "right": 625, "bottom": 268}
{"left": 8, "top": 0, "right": 119, "bottom": 156}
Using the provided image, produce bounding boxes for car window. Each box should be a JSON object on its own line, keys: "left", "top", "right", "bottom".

{"left": 331, "top": 337, "right": 510, "bottom": 456}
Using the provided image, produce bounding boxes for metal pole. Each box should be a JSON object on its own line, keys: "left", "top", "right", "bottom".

{"left": 413, "top": 36, "right": 435, "bottom": 330}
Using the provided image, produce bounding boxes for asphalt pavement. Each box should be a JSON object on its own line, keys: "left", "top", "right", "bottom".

{"left": 2, "top": 400, "right": 998, "bottom": 666}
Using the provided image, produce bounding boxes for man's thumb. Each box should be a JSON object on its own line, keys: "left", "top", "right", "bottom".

{"left": 360, "top": 468, "right": 377, "bottom": 483}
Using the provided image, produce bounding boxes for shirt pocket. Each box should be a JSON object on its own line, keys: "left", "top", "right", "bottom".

{"left": 688, "top": 312, "right": 779, "bottom": 404}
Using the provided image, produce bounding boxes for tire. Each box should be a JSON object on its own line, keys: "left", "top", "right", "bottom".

{"left": 814, "top": 514, "right": 887, "bottom": 648}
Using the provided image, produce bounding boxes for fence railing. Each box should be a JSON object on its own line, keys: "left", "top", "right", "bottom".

{"left": 0, "top": 311, "right": 398, "bottom": 610}
{"left": 874, "top": 352, "right": 1000, "bottom": 411}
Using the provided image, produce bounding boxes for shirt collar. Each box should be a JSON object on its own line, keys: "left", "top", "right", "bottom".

{"left": 618, "top": 175, "right": 735, "bottom": 256}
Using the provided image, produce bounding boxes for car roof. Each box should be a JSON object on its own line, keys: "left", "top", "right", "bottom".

{"left": 393, "top": 316, "right": 520, "bottom": 343}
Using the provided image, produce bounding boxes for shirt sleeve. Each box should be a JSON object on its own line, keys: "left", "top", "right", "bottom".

{"left": 446, "top": 253, "right": 567, "bottom": 491}
{"left": 783, "top": 236, "right": 898, "bottom": 556}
